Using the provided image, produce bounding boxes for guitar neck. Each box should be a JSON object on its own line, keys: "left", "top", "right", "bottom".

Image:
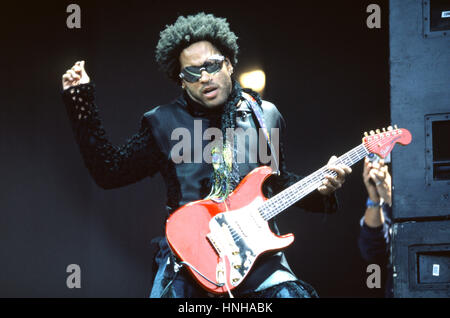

{"left": 259, "top": 143, "right": 370, "bottom": 221}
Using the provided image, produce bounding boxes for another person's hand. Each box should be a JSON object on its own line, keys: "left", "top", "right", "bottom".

{"left": 62, "top": 61, "right": 90, "bottom": 90}
{"left": 318, "top": 156, "right": 352, "bottom": 196}
{"left": 363, "top": 157, "right": 392, "bottom": 206}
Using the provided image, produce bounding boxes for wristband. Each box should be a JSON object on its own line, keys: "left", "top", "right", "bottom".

{"left": 366, "top": 197, "right": 382, "bottom": 208}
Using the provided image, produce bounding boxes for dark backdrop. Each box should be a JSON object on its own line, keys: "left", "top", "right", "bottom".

{"left": 0, "top": 0, "right": 389, "bottom": 297}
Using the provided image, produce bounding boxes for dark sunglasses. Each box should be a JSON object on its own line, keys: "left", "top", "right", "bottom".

{"left": 179, "top": 55, "right": 225, "bottom": 83}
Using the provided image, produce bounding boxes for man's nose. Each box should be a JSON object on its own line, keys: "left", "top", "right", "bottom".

{"left": 199, "top": 70, "right": 212, "bottom": 83}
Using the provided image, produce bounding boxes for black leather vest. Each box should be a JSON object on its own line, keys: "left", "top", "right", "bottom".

{"left": 143, "top": 93, "right": 284, "bottom": 211}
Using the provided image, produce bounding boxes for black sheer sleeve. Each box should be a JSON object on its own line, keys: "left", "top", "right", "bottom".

{"left": 62, "top": 83, "right": 163, "bottom": 189}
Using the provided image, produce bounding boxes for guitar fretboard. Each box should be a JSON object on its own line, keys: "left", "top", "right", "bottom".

{"left": 258, "top": 143, "right": 369, "bottom": 221}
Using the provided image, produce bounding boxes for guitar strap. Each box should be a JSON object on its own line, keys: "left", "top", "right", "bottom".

{"left": 241, "top": 92, "right": 280, "bottom": 175}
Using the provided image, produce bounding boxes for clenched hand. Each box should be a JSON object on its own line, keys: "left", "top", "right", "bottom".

{"left": 62, "top": 60, "right": 90, "bottom": 90}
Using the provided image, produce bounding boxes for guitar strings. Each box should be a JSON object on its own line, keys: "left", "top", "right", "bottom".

{"left": 230, "top": 145, "right": 366, "bottom": 237}
{"left": 258, "top": 131, "right": 400, "bottom": 220}
{"left": 258, "top": 145, "right": 368, "bottom": 220}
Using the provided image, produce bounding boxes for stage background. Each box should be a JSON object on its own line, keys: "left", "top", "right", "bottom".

{"left": 0, "top": 0, "right": 390, "bottom": 297}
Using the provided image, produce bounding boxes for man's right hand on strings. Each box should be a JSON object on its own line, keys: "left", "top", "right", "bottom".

{"left": 62, "top": 61, "right": 90, "bottom": 90}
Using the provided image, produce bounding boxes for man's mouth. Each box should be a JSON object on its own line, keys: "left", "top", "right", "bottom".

{"left": 203, "top": 86, "right": 219, "bottom": 98}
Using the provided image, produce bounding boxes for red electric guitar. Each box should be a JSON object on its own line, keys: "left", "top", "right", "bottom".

{"left": 166, "top": 126, "right": 412, "bottom": 294}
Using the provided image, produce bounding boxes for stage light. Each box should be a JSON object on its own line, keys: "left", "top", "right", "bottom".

{"left": 239, "top": 70, "right": 266, "bottom": 93}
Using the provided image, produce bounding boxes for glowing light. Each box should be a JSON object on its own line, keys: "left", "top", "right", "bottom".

{"left": 239, "top": 70, "right": 266, "bottom": 93}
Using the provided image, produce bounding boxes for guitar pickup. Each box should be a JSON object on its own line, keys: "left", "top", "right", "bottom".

{"left": 206, "top": 233, "right": 222, "bottom": 256}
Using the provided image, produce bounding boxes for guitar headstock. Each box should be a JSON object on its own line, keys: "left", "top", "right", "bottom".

{"left": 362, "top": 125, "right": 412, "bottom": 158}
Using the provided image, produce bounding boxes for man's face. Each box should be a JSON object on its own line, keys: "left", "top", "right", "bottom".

{"left": 179, "top": 41, "right": 233, "bottom": 108}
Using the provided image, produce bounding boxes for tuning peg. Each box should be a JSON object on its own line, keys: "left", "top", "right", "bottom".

{"left": 376, "top": 129, "right": 381, "bottom": 134}
{"left": 382, "top": 127, "right": 386, "bottom": 132}
{"left": 387, "top": 126, "right": 393, "bottom": 131}
{"left": 364, "top": 131, "right": 369, "bottom": 137}
{"left": 394, "top": 124, "right": 398, "bottom": 129}
{"left": 370, "top": 130, "right": 375, "bottom": 135}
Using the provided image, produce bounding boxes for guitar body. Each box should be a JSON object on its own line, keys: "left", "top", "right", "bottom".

{"left": 165, "top": 166, "right": 295, "bottom": 294}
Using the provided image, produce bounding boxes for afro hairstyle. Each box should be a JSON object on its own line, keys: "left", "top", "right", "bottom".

{"left": 155, "top": 12, "right": 239, "bottom": 83}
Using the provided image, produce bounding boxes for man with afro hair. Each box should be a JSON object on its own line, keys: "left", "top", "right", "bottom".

{"left": 61, "top": 12, "right": 351, "bottom": 298}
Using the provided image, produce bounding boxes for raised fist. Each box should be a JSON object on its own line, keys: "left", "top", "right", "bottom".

{"left": 62, "top": 60, "right": 90, "bottom": 90}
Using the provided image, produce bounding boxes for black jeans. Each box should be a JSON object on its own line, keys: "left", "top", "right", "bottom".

{"left": 245, "top": 280, "right": 319, "bottom": 298}
{"left": 162, "top": 272, "right": 319, "bottom": 298}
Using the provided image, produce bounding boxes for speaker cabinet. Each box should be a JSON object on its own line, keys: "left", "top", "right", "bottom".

{"left": 392, "top": 220, "right": 450, "bottom": 297}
